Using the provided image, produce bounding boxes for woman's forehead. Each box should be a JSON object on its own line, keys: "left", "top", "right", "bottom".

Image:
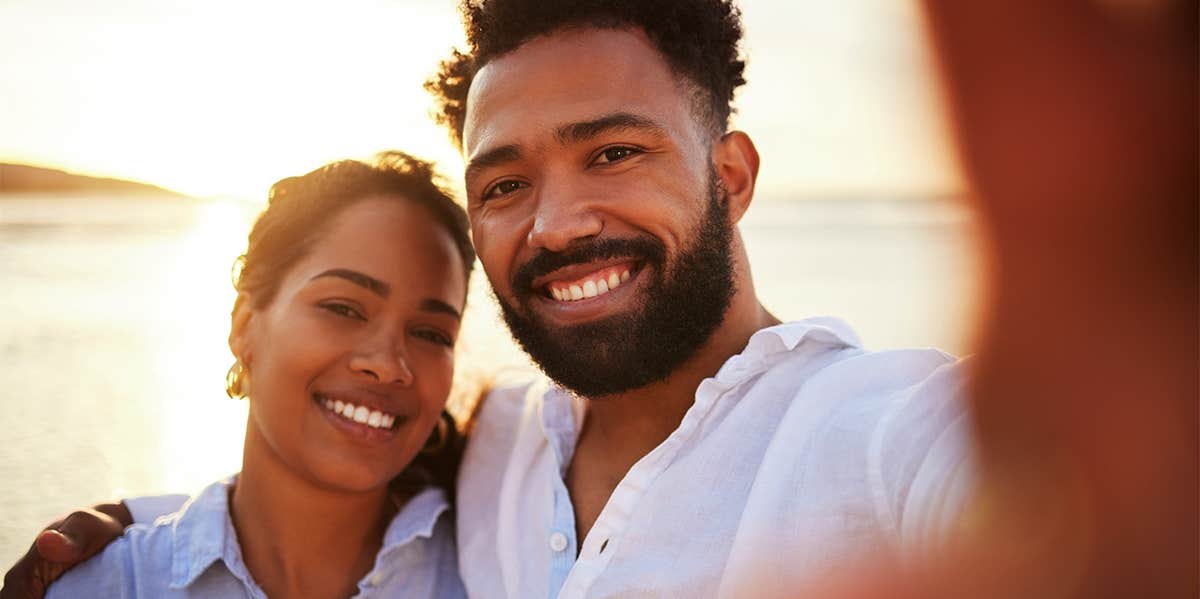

{"left": 296, "top": 199, "right": 467, "bottom": 299}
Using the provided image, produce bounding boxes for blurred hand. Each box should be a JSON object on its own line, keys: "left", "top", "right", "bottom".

{"left": 1, "top": 503, "right": 131, "bottom": 599}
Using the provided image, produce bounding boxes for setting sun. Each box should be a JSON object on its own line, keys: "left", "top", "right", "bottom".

{"left": 0, "top": 0, "right": 958, "bottom": 200}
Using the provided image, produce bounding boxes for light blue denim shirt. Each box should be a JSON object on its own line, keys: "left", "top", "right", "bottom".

{"left": 46, "top": 476, "right": 466, "bottom": 599}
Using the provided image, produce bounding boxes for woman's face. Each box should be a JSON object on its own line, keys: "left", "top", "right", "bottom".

{"left": 231, "top": 196, "right": 467, "bottom": 493}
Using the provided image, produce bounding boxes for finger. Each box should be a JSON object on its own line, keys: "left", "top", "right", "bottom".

{"left": 32, "top": 530, "right": 80, "bottom": 563}
{"left": 1, "top": 540, "right": 57, "bottom": 599}
{"left": 46, "top": 510, "right": 124, "bottom": 564}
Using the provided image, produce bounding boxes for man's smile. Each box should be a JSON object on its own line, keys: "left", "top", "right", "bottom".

{"left": 522, "top": 259, "right": 648, "bottom": 324}
{"left": 535, "top": 260, "right": 639, "bottom": 302}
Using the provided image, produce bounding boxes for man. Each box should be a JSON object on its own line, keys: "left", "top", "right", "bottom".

{"left": 3, "top": 2, "right": 975, "bottom": 598}
{"left": 425, "top": 2, "right": 973, "bottom": 597}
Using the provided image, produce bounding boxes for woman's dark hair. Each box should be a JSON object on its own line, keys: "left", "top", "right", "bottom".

{"left": 234, "top": 150, "right": 474, "bottom": 308}
{"left": 229, "top": 150, "right": 474, "bottom": 500}
{"left": 425, "top": 0, "right": 747, "bottom": 150}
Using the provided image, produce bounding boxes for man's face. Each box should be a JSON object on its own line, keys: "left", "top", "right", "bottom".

{"left": 461, "top": 28, "right": 736, "bottom": 396}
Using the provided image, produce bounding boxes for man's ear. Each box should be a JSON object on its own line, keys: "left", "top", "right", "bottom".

{"left": 228, "top": 293, "right": 255, "bottom": 365}
{"left": 711, "top": 130, "right": 760, "bottom": 224}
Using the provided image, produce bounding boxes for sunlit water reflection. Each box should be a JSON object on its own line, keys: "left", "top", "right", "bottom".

{"left": 0, "top": 193, "right": 978, "bottom": 567}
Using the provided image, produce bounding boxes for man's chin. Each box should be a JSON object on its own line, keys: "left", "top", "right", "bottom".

{"left": 501, "top": 307, "right": 659, "bottom": 396}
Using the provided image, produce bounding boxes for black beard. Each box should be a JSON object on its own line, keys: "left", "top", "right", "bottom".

{"left": 497, "top": 175, "right": 736, "bottom": 397}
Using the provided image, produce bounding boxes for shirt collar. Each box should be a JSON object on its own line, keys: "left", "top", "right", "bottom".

{"left": 378, "top": 486, "right": 451, "bottom": 552}
{"left": 168, "top": 476, "right": 241, "bottom": 589}
{"left": 698, "top": 316, "right": 861, "bottom": 390}
{"left": 535, "top": 317, "right": 862, "bottom": 445}
{"left": 166, "top": 477, "right": 452, "bottom": 590}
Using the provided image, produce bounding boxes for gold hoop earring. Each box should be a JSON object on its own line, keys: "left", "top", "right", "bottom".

{"left": 421, "top": 411, "right": 452, "bottom": 455}
{"left": 226, "top": 360, "right": 248, "bottom": 399}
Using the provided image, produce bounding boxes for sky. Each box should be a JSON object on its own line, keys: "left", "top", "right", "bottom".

{"left": 0, "top": 0, "right": 962, "bottom": 200}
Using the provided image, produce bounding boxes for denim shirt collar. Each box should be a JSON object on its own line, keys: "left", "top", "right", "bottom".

{"left": 165, "top": 476, "right": 450, "bottom": 591}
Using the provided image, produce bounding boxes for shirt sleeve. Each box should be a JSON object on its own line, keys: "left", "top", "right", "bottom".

{"left": 44, "top": 537, "right": 134, "bottom": 599}
{"left": 871, "top": 358, "right": 979, "bottom": 559}
{"left": 124, "top": 494, "right": 189, "bottom": 525}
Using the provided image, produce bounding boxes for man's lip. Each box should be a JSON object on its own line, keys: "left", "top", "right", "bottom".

{"left": 528, "top": 259, "right": 641, "bottom": 291}
{"left": 530, "top": 264, "right": 648, "bottom": 322}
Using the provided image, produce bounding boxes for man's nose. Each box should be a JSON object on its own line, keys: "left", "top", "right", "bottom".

{"left": 525, "top": 183, "right": 603, "bottom": 253}
{"left": 348, "top": 335, "right": 414, "bottom": 386}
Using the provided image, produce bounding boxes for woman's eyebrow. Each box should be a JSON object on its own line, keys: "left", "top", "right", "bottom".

{"left": 310, "top": 268, "right": 390, "bottom": 298}
{"left": 420, "top": 298, "right": 462, "bottom": 321}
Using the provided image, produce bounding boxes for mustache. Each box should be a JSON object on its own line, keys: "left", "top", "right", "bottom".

{"left": 511, "top": 237, "right": 666, "bottom": 296}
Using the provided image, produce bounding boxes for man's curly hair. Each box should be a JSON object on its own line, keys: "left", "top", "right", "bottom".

{"left": 425, "top": 0, "right": 747, "bottom": 150}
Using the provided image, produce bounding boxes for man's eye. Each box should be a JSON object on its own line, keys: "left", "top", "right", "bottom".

{"left": 484, "top": 179, "right": 526, "bottom": 200}
{"left": 594, "top": 146, "right": 641, "bottom": 165}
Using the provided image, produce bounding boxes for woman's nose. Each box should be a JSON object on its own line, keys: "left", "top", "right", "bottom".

{"left": 348, "top": 340, "right": 414, "bottom": 386}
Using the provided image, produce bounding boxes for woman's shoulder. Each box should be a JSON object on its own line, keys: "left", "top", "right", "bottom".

{"left": 45, "top": 520, "right": 175, "bottom": 599}
{"left": 47, "top": 477, "right": 242, "bottom": 599}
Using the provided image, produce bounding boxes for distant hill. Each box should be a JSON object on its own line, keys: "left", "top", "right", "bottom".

{"left": 0, "top": 163, "right": 185, "bottom": 197}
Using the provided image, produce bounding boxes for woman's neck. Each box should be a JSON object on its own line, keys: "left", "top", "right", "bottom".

{"left": 230, "top": 426, "right": 399, "bottom": 599}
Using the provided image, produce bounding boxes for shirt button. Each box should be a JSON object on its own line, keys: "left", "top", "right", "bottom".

{"left": 549, "top": 531, "right": 569, "bottom": 552}
{"left": 368, "top": 571, "right": 384, "bottom": 586}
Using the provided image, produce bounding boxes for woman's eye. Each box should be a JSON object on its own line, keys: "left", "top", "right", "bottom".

{"left": 484, "top": 179, "right": 526, "bottom": 200}
{"left": 321, "top": 303, "right": 365, "bottom": 321}
{"left": 413, "top": 329, "right": 454, "bottom": 347}
{"left": 594, "top": 146, "right": 641, "bottom": 165}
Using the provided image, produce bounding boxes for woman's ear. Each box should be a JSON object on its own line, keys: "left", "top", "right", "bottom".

{"left": 711, "top": 130, "right": 760, "bottom": 225}
{"left": 228, "top": 293, "right": 255, "bottom": 365}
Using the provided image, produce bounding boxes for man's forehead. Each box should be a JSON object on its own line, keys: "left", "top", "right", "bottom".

{"left": 461, "top": 27, "right": 690, "bottom": 154}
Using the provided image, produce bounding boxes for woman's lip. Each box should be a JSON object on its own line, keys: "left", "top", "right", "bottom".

{"left": 313, "top": 388, "right": 408, "bottom": 418}
{"left": 313, "top": 395, "right": 405, "bottom": 443}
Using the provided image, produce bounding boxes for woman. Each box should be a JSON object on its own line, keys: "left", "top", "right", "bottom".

{"left": 45, "top": 151, "right": 474, "bottom": 598}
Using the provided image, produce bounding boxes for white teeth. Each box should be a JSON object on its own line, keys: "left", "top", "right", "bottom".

{"left": 550, "top": 268, "right": 637, "bottom": 302}
{"left": 322, "top": 397, "right": 396, "bottom": 430}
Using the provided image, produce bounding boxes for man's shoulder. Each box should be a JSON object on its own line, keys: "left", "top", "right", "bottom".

{"left": 761, "top": 325, "right": 962, "bottom": 404}
{"left": 463, "top": 379, "right": 544, "bottom": 444}
{"left": 753, "top": 333, "right": 972, "bottom": 475}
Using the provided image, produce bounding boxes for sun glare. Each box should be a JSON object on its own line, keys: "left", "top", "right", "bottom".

{"left": 0, "top": 0, "right": 958, "bottom": 200}
{"left": 0, "top": 1, "right": 468, "bottom": 199}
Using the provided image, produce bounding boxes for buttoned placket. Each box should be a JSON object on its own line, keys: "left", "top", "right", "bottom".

{"left": 541, "top": 388, "right": 583, "bottom": 598}
{"left": 547, "top": 379, "right": 735, "bottom": 599}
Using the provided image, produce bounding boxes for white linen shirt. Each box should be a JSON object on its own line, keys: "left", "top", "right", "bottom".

{"left": 456, "top": 318, "right": 976, "bottom": 599}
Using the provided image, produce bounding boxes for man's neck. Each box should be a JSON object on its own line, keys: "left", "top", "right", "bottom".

{"left": 231, "top": 425, "right": 397, "bottom": 599}
{"left": 566, "top": 276, "right": 779, "bottom": 543}
{"left": 580, "top": 298, "right": 779, "bottom": 446}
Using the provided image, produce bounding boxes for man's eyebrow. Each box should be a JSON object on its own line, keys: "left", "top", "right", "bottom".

{"left": 421, "top": 298, "right": 462, "bottom": 321}
{"left": 310, "top": 268, "right": 390, "bottom": 298}
{"left": 464, "top": 144, "right": 523, "bottom": 183}
{"left": 554, "top": 112, "right": 667, "bottom": 145}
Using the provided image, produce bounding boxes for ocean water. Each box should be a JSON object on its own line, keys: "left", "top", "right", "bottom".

{"left": 0, "top": 193, "right": 979, "bottom": 567}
